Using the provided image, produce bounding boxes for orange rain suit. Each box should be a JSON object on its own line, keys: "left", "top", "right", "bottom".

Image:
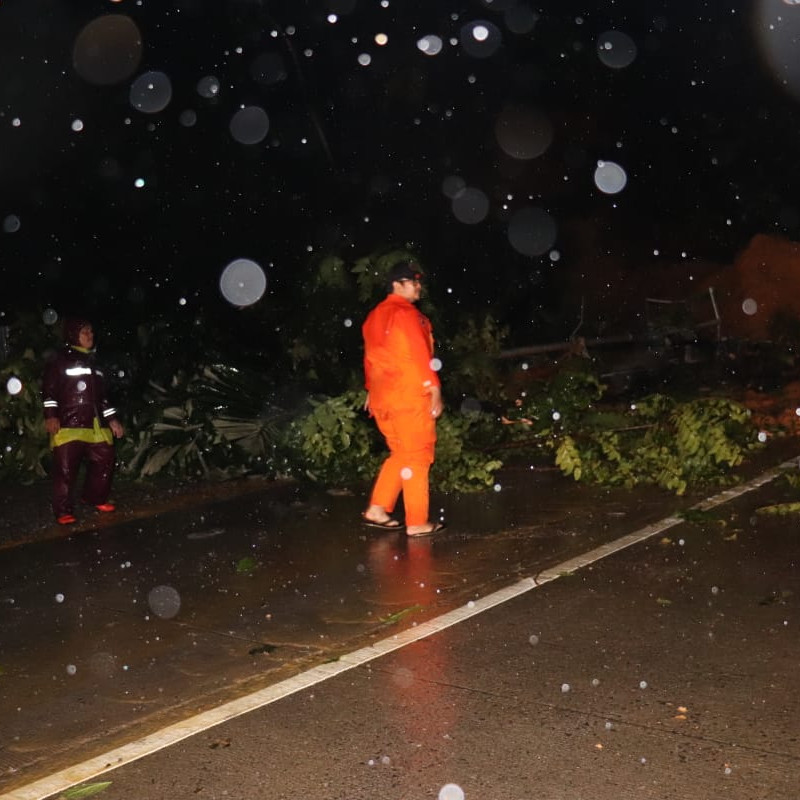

{"left": 362, "top": 293, "right": 440, "bottom": 526}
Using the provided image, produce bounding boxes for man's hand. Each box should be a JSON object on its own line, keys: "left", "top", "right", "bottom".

{"left": 429, "top": 385, "right": 443, "bottom": 419}
{"left": 109, "top": 419, "right": 124, "bottom": 439}
{"left": 45, "top": 418, "right": 60, "bottom": 435}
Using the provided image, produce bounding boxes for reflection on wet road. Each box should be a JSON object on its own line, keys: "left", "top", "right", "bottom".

{"left": 0, "top": 466, "right": 748, "bottom": 792}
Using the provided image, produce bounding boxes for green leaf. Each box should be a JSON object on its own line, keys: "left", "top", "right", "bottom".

{"left": 755, "top": 502, "right": 800, "bottom": 515}
{"left": 379, "top": 604, "right": 423, "bottom": 625}
{"left": 59, "top": 782, "right": 113, "bottom": 799}
{"left": 236, "top": 556, "right": 258, "bottom": 574}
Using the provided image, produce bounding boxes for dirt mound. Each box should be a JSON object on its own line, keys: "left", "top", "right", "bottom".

{"left": 700, "top": 234, "right": 800, "bottom": 341}
{"left": 742, "top": 379, "right": 800, "bottom": 437}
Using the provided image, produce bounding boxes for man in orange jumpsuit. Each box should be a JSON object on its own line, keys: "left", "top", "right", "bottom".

{"left": 361, "top": 261, "right": 445, "bottom": 536}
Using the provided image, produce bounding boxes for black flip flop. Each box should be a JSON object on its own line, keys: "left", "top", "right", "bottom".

{"left": 361, "top": 515, "right": 402, "bottom": 530}
{"left": 406, "top": 521, "right": 446, "bottom": 537}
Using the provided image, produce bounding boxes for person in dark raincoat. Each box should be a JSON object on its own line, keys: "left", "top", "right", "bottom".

{"left": 42, "top": 318, "right": 124, "bottom": 525}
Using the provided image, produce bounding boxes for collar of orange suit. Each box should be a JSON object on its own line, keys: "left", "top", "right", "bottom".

{"left": 385, "top": 293, "right": 416, "bottom": 305}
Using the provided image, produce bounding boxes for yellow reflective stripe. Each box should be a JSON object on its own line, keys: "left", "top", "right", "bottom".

{"left": 51, "top": 420, "right": 113, "bottom": 448}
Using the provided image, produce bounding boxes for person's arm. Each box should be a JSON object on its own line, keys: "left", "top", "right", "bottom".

{"left": 94, "top": 366, "right": 123, "bottom": 436}
{"left": 42, "top": 359, "right": 61, "bottom": 435}
{"left": 395, "top": 308, "right": 441, "bottom": 397}
{"left": 428, "top": 384, "right": 443, "bottom": 417}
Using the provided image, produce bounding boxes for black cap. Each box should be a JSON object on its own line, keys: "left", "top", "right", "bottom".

{"left": 386, "top": 260, "right": 424, "bottom": 290}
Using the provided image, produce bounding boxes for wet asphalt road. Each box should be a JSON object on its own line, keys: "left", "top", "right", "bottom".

{"left": 1, "top": 447, "right": 799, "bottom": 799}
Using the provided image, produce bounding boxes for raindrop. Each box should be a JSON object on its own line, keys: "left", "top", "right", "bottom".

{"left": 219, "top": 258, "right": 267, "bottom": 307}
{"left": 493, "top": 483, "right": 502, "bottom": 492}
{"left": 400, "top": 467, "right": 413, "bottom": 480}
{"left": 711, "top": 585, "right": 719, "bottom": 595}
{"left": 742, "top": 298, "right": 758, "bottom": 315}
{"left": 504, "top": 5, "right": 538, "bottom": 35}
{"left": 460, "top": 397, "right": 482, "bottom": 415}
{"left": 392, "top": 667, "right": 414, "bottom": 688}
{"left": 591, "top": 678, "right": 600, "bottom": 687}
{"left": 344, "top": 318, "right": 353, "bottom": 328}
{"left": 438, "top": 785, "right": 465, "bottom": 800}
{"left": 596, "top": 30, "right": 637, "bottom": 69}
{"left": 66, "top": 664, "right": 77, "bottom": 676}
{"left": 179, "top": 109, "right": 197, "bottom": 127}
{"left": 358, "top": 53, "right": 372, "bottom": 66}
{"left": 441, "top": 175, "right": 466, "bottom": 199}
{"left": 494, "top": 106, "right": 553, "bottom": 160}
{"left": 43, "top": 308, "right": 58, "bottom": 325}
{"left": 71, "top": 119, "right": 84, "bottom": 132}
{"left": 375, "top": 33, "right": 388, "bottom": 45}
{"left": 639, "top": 680, "right": 648, "bottom": 689}
{"left": 134, "top": 178, "right": 145, "bottom": 188}
{"left": 755, "top": 0, "right": 800, "bottom": 101}
{"left": 54, "top": 593, "right": 65, "bottom": 603}
{"left": 147, "top": 585, "right": 181, "bottom": 619}
{"left": 6, "top": 377, "right": 23, "bottom": 396}
{"left": 452, "top": 187, "right": 489, "bottom": 224}
{"left": 758, "top": 431, "right": 768, "bottom": 442}
{"left": 417, "top": 35, "right": 443, "bottom": 56}
{"left": 460, "top": 20, "right": 502, "bottom": 58}
{"left": 250, "top": 52, "right": 287, "bottom": 86}
{"left": 594, "top": 161, "right": 627, "bottom": 194}
{"left": 3, "top": 214, "right": 21, "bottom": 233}
{"left": 229, "top": 106, "right": 270, "bottom": 145}
{"left": 508, "top": 206, "right": 557, "bottom": 256}
{"left": 380, "top": 755, "right": 391, "bottom": 765}
{"left": 528, "top": 634, "right": 539, "bottom": 646}
{"left": 196, "top": 75, "right": 221, "bottom": 98}
{"left": 130, "top": 70, "right": 172, "bottom": 113}
{"left": 551, "top": 411, "right": 561, "bottom": 421}
{"left": 430, "top": 358, "right": 443, "bottom": 371}
{"left": 72, "top": 14, "right": 143, "bottom": 86}
{"left": 561, "top": 682, "right": 571, "bottom": 693}
{"left": 605, "top": 721, "right": 613, "bottom": 730}
{"left": 89, "top": 652, "right": 118, "bottom": 679}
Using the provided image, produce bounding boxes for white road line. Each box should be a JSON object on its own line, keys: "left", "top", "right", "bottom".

{"left": 3, "top": 457, "right": 797, "bottom": 800}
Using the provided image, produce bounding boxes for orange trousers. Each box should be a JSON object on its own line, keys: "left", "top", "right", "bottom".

{"left": 369, "top": 405, "right": 436, "bottom": 526}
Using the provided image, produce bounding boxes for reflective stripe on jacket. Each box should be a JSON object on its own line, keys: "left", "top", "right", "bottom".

{"left": 42, "top": 345, "right": 118, "bottom": 436}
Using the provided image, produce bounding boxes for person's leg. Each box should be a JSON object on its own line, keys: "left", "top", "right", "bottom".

{"left": 81, "top": 442, "right": 115, "bottom": 506}
{"left": 366, "top": 412, "right": 404, "bottom": 522}
{"left": 398, "top": 456, "right": 432, "bottom": 527}
{"left": 51, "top": 441, "right": 84, "bottom": 519}
{"left": 383, "top": 406, "right": 436, "bottom": 530}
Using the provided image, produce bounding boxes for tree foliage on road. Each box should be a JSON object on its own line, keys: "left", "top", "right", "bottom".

{"left": 0, "top": 250, "right": 767, "bottom": 495}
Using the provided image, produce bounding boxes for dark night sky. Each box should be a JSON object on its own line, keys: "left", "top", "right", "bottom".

{"left": 3, "top": 0, "right": 800, "bottom": 343}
